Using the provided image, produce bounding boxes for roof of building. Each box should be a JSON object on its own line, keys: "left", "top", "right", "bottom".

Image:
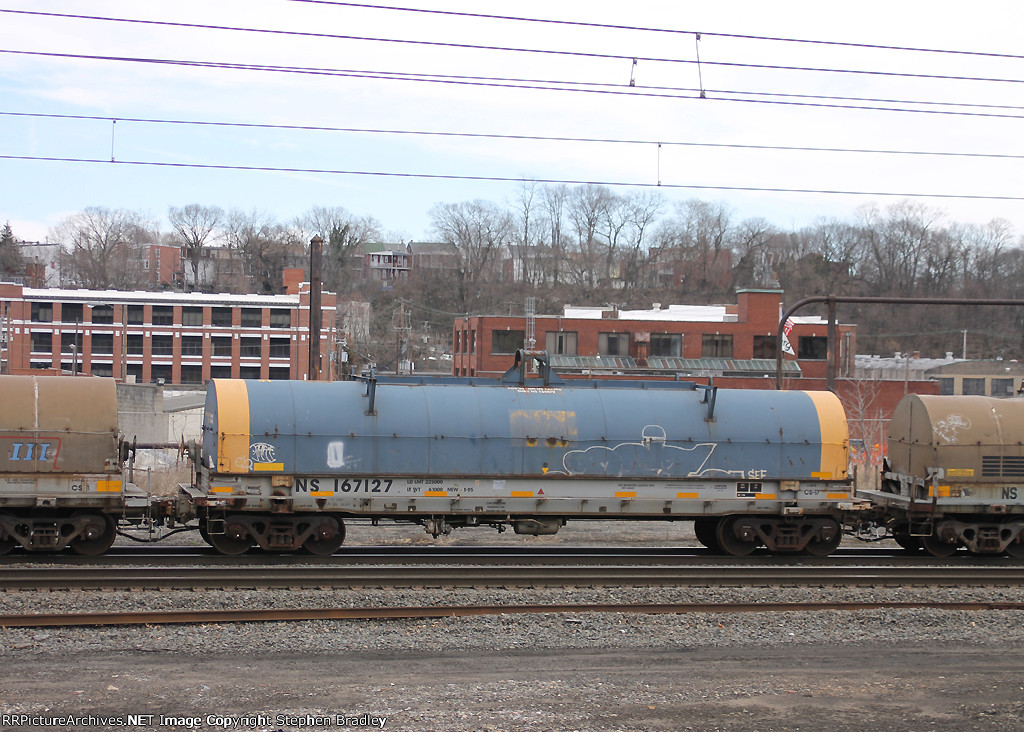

{"left": 926, "top": 359, "right": 1024, "bottom": 376}
{"left": 558, "top": 304, "right": 830, "bottom": 325}
{"left": 20, "top": 287, "right": 313, "bottom": 307}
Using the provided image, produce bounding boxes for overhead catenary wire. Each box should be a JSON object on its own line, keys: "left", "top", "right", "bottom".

{"left": 3, "top": 109, "right": 1022, "bottom": 160}
{"left": 3, "top": 153, "right": 1023, "bottom": 202}
{"left": 284, "top": 1, "right": 1024, "bottom": 62}
{"left": 3, "top": 49, "right": 1023, "bottom": 121}
{"left": 2, "top": 9, "right": 1023, "bottom": 86}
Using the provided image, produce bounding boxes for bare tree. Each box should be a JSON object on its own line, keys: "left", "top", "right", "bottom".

{"left": 614, "top": 191, "right": 664, "bottom": 293}
{"left": 654, "top": 199, "right": 733, "bottom": 298}
{"left": 295, "top": 206, "right": 382, "bottom": 294}
{"left": 430, "top": 199, "right": 515, "bottom": 312}
{"left": 168, "top": 204, "right": 224, "bottom": 291}
{"left": 564, "top": 184, "right": 614, "bottom": 295}
{"left": 50, "top": 207, "right": 154, "bottom": 289}
{"left": 510, "top": 181, "right": 544, "bottom": 286}
{"left": 223, "top": 209, "right": 300, "bottom": 293}
{"left": 541, "top": 184, "right": 569, "bottom": 286}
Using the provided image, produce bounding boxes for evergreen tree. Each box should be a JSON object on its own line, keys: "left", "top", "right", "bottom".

{"left": 0, "top": 221, "right": 25, "bottom": 277}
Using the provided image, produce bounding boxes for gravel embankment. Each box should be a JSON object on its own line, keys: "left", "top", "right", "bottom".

{"left": 3, "top": 523, "right": 1024, "bottom": 731}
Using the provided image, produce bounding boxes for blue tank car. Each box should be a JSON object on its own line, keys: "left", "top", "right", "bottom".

{"left": 202, "top": 378, "right": 847, "bottom": 482}
{"left": 194, "top": 372, "right": 856, "bottom": 556}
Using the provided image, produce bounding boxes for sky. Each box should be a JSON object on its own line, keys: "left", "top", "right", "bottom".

{"left": 2, "top": 0, "right": 1024, "bottom": 244}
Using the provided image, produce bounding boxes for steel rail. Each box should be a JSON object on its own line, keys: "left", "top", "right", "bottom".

{"left": 6, "top": 545, "right": 953, "bottom": 566}
{"left": 3, "top": 565, "right": 1024, "bottom": 590}
{"left": 2, "top": 600, "right": 1024, "bottom": 629}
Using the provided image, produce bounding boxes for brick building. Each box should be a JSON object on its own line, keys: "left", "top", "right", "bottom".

{"left": 453, "top": 289, "right": 855, "bottom": 381}
{"left": 0, "top": 281, "right": 337, "bottom": 384}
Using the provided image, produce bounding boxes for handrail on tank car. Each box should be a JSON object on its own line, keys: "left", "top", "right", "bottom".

{"left": 502, "top": 349, "right": 563, "bottom": 387}
{"left": 776, "top": 295, "right": 1024, "bottom": 391}
{"left": 341, "top": 369, "right": 379, "bottom": 415}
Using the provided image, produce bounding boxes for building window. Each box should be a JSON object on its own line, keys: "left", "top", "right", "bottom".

{"left": 91, "top": 305, "right": 114, "bottom": 324}
{"left": 545, "top": 331, "right": 578, "bottom": 355}
{"left": 599, "top": 332, "right": 629, "bottom": 356}
{"left": 963, "top": 378, "right": 986, "bottom": 396}
{"left": 126, "top": 305, "right": 145, "bottom": 325}
{"left": 701, "top": 334, "right": 733, "bottom": 358}
{"left": 30, "top": 331, "right": 52, "bottom": 353}
{"left": 180, "top": 365, "right": 202, "bottom": 384}
{"left": 269, "top": 338, "right": 290, "bottom": 358}
{"left": 211, "top": 337, "right": 232, "bottom": 357}
{"left": 269, "top": 367, "right": 291, "bottom": 380}
{"left": 650, "top": 334, "right": 682, "bottom": 358}
{"left": 61, "top": 333, "right": 80, "bottom": 354}
{"left": 270, "top": 309, "right": 291, "bottom": 328}
{"left": 240, "top": 309, "right": 263, "bottom": 328}
{"left": 210, "top": 366, "right": 231, "bottom": 379}
{"left": 61, "top": 303, "right": 83, "bottom": 323}
{"left": 151, "top": 364, "right": 171, "bottom": 384}
{"left": 752, "top": 335, "right": 778, "bottom": 359}
{"left": 211, "top": 307, "right": 233, "bottom": 327}
{"left": 182, "top": 307, "right": 204, "bottom": 327}
{"left": 239, "top": 337, "right": 262, "bottom": 358}
{"left": 239, "top": 366, "right": 261, "bottom": 379}
{"left": 181, "top": 336, "right": 203, "bottom": 356}
{"left": 992, "top": 378, "right": 1016, "bottom": 397}
{"left": 126, "top": 335, "right": 143, "bottom": 355}
{"left": 91, "top": 363, "right": 112, "bottom": 378}
{"left": 151, "top": 335, "right": 173, "bottom": 356}
{"left": 798, "top": 336, "right": 828, "bottom": 360}
{"left": 492, "top": 329, "right": 524, "bottom": 355}
{"left": 937, "top": 378, "right": 955, "bottom": 395}
{"left": 30, "top": 302, "right": 53, "bottom": 322}
{"left": 92, "top": 333, "right": 113, "bottom": 355}
{"left": 151, "top": 306, "right": 173, "bottom": 325}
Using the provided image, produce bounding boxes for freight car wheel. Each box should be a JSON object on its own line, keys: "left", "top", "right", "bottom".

{"left": 69, "top": 512, "right": 116, "bottom": 556}
{"left": 0, "top": 513, "right": 15, "bottom": 555}
{"left": 693, "top": 518, "right": 722, "bottom": 552}
{"left": 207, "top": 517, "right": 252, "bottom": 556}
{"left": 921, "top": 532, "right": 959, "bottom": 558}
{"left": 803, "top": 519, "right": 843, "bottom": 557}
{"left": 1005, "top": 536, "right": 1024, "bottom": 558}
{"left": 892, "top": 526, "right": 921, "bottom": 552}
{"left": 716, "top": 516, "right": 759, "bottom": 556}
{"left": 302, "top": 517, "right": 345, "bottom": 556}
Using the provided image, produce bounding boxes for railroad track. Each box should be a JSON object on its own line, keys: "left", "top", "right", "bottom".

{"left": 2, "top": 600, "right": 1024, "bottom": 629}
{"left": 4, "top": 545, "right": 1010, "bottom": 566}
{"left": 3, "top": 564, "right": 1024, "bottom": 590}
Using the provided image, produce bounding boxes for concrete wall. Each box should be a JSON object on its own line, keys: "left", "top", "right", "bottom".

{"left": 117, "top": 383, "right": 167, "bottom": 443}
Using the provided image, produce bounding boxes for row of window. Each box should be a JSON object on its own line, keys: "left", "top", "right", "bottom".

{"left": 28, "top": 303, "right": 292, "bottom": 328}
{"left": 475, "top": 330, "right": 830, "bottom": 360}
{"left": 937, "top": 377, "right": 1018, "bottom": 397}
{"left": 30, "top": 332, "right": 292, "bottom": 358}
{"left": 30, "top": 362, "right": 291, "bottom": 383}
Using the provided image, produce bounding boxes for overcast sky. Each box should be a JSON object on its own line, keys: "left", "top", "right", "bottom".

{"left": 2, "top": 0, "right": 1023, "bottom": 243}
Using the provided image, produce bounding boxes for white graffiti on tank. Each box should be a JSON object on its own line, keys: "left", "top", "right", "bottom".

{"left": 933, "top": 414, "right": 971, "bottom": 443}
{"left": 250, "top": 442, "right": 277, "bottom": 467}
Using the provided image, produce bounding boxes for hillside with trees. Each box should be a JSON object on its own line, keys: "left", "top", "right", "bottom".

{"left": 6, "top": 186, "right": 1024, "bottom": 364}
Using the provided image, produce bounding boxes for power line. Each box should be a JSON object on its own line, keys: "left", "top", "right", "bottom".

{"left": 3, "top": 153, "right": 1023, "bottom": 202}
{"left": 4, "top": 109, "right": 1022, "bottom": 160}
{"left": 3, "top": 9, "right": 1023, "bottom": 86}
{"left": 3, "top": 49, "right": 1023, "bottom": 120}
{"left": 286, "top": 1, "right": 1024, "bottom": 62}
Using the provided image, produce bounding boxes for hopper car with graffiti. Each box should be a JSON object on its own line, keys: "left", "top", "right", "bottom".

{"left": 1, "top": 352, "right": 1023, "bottom": 558}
